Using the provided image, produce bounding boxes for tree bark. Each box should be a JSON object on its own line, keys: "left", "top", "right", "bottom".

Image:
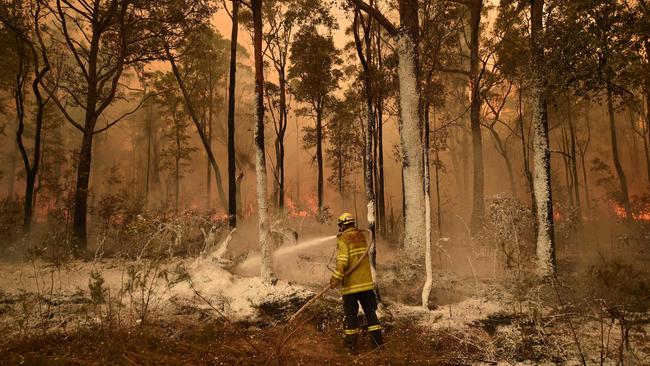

{"left": 397, "top": 0, "right": 425, "bottom": 257}
{"left": 316, "top": 107, "right": 324, "bottom": 212}
{"left": 353, "top": 8, "right": 381, "bottom": 302}
{"left": 276, "top": 68, "right": 288, "bottom": 212}
{"left": 606, "top": 83, "right": 633, "bottom": 222}
{"left": 567, "top": 97, "right": 582, "bottom": 227}
{"left": 227, "top": 0, "right": 239, "bottom": 227}
{"left": 530, "top": 0, "right": 556, "bottom": 276}
{"left": 422, "top": 100, "right": 433, "bottom": 309}
{"left": 167, "top": 46, "right": 228, "bottom": 212}
{"left": 253, "top": 0, "right": 273, "bottom": 280}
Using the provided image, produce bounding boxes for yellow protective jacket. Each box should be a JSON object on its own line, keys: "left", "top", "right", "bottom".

{"left": 331, "top": 227, "right": 375, "bottom": 295}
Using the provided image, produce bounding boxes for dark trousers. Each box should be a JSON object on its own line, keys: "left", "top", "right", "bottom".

{"left": 342, "top": 290, "right": 383, "bottom": 349}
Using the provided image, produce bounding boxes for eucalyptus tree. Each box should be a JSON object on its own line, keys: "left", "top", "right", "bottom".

{"left": 288, "top": 26, "right": 342, "bottom": 213}
{"left": 31, "top": 0, "right": 203, "bottom": 249}
{"left": 0, "top": 0, "right": 53, "bottom": 233}
{"left": 549, "top": 0, "right": 640, "bottom": 224}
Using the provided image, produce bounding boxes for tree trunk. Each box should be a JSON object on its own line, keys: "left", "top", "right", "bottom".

{"left": 252, "top": 0, "right": 273, "bottom": 280}
{"left": 227, "top": 0, "right": 239, "bottom": 227}
{"left": 145, "top": 87, "right": 152, "bottom": 206}
{"left": 422, "top": 100, "right": 433, "bottom": 309}
{"left": 73, "top": 128, "right": 94, "bottom": 250}
{"left": 519, "top": 82, "right": 537, "bottom": 226}
{"left": 606, "top": 83, "right": 633, "bottom": 222}
{"left": 530, "top": 0, "right": 556, "bottom": 276}
{"left": 397, "top": 0, "right": 425, "bottom": 257}
{"left": 433, "top": 106, "right": 442, "bottom": 235}
{"left": 175, "top": 114, "right": 181, "bottom": 212}
{"left": 377, "top": 101, "right": 386, "bottom": 235}
{"left": 645, "top": 84, "right": 650, "bottom": 185}
{"left": 7, "top": 140, "right": 17, "bottom": 199}
{"left": 316, "top": 108, "right": 324, "bottom": 212}
{"left": 354, "top": 8, "right": 381, "bottom": 302}
{"left": 167, "top": 46, "right": 228, "bottom": 212}
{"left": 207, "top": 73, "right": 214, "bottom": 210}
{"left": 469, "top": 0, "right": 485, "bottom": 235}
{"left": 277, "top": 72, "right": 287, "bottom": 212}
{"left": 567, "top": 97, "right": 582, "bottom": 227}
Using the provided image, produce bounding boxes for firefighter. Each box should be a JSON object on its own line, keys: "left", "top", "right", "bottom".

{"left": 330, "top": 212, "right": 383, "bottom": 353}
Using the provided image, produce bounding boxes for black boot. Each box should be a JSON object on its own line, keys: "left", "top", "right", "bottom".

{"left": 344, "top": 334, "right": 358, "bottom": 354}
{"left": 370, "top": 330, "right": 383, "bottom": 349}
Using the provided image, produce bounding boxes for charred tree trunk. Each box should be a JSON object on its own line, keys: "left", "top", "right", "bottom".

{"left": 7, "top": 140, "right": 17, "bottom": 199}
{"left": 167, "top": 46, "right": 228, "bottom": 212}
{"left": 469, "top": 0, "right": 485, "bottom": 235}
{"left": 17, "top": 53, "right": 48, "bottom": 234}
{"left": 606, "top": 83, "right": 633, "bottom": 222}
{"left": 73, "top": 128, "right": 95, "bottom": 250}
{"left": 422, "top": 100, "right": 433, "bottom": 309}
{"left": 207, "top": 74, "right": 214, "bottom": 210}
{"left": 530, "top": 0, "right": 556, "bottom": 276}
{"left": 277, "top": 71, "right": 287, "bottom": 211}
{"left": 316, "top": 107, "right": 324, "bottom": 213}
{"left": 353, "top": 8, "right": 381, "bottom": 302}
{"left": 145, "top": 85, "right": 152, "bottom": 206}
{"left": 175, "top": 112, "right": 181, "bottom": 212}
{"left": 567, "top": 97, "right": 582, "bottom": 227}
{"left": 377, "top": 100, "right": 386, "bottom": 235}
{"left": 519, "top": 83, "right": 537, "bottom": 226}
{"left": 227, "top": 0, "right": 239, "bottom": 227}
{"left": 253, "top": 0, "right": 273, "bottom": 280}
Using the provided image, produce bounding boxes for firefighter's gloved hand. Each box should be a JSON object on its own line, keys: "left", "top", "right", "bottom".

{"left": 329, "top": 277, "right": 341, "bottom": 289}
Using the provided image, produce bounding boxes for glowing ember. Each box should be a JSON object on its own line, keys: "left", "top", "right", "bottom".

{"left": 611, "top": 202, "right": 650, "bottom": 221}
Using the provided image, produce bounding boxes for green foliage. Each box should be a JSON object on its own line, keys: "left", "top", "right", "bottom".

{"left": 326, "top": 88, "right": 364, "bottom": 194}
{"left": 288, "top": 26, "right": 342, "bottom": 114}
{"left": 546, "top": 0, "right": 642, "bottom": 99}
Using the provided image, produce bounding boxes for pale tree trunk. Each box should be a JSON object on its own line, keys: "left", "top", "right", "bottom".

{"left": 253, "top": 0, "right": 273, "bottom": 280}
{"left": 350, "top": 0, "right": 425, "bottom": 256}
{"left": 227, "top": 0, "right": 239, "bottom": 228}
{"left": 530, "top": 0, "right": 556, "bottom": 276}
{"left": 398, "top": 0, "right": 425, "bottom": 257}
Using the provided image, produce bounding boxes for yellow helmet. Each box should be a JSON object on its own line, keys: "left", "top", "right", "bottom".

{"left": 338, "top": 212, "right": 355, "bottom": 226}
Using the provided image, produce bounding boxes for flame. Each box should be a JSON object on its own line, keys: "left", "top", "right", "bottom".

{"left": 285, "top": 197, "right": 310, "bottom": 218}
{"left": 611, "top": 202, "right": 650, "bottom": 221}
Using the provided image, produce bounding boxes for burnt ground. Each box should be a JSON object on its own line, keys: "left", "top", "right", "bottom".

{"left": 0, "top": 309, "right": 488, "bottom": 366}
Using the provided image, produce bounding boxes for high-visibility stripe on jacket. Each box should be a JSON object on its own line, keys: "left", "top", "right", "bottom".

{"left": 331, "top": 227, "right": 375, "bottom": 295}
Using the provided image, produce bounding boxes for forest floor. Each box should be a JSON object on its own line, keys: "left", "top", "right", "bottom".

{"left": 1, "top": 247, "right": 649, "bottom": 365}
